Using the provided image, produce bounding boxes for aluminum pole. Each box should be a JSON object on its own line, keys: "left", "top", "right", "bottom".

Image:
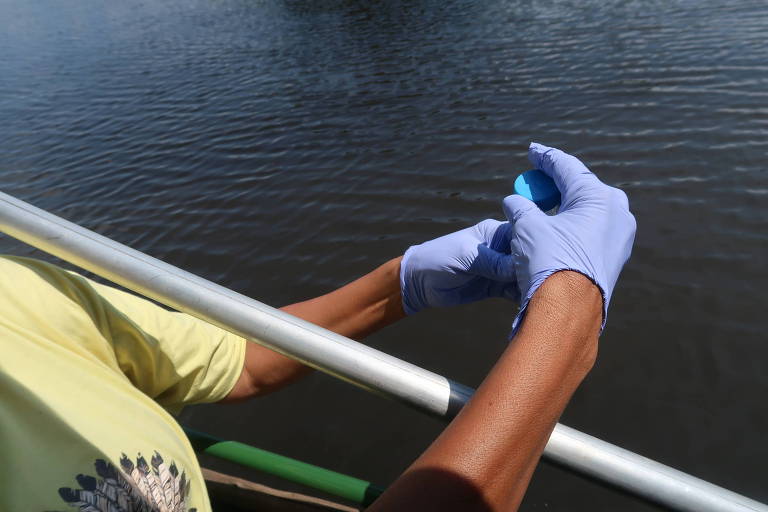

{"left": 0, "top": 190, "right": 764, "bottom": 512}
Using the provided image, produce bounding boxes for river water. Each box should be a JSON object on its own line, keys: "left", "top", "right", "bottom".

{"left": 1, "top": 0, "right": 766, "bottom": 509}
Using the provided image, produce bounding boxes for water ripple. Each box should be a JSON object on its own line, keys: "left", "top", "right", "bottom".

{"left": 1, "top": 0, "right": 767, "bottom": 508}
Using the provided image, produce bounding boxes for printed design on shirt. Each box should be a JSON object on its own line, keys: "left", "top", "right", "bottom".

{"left": 55, "top": 452, "right": 197, "bottom": 512}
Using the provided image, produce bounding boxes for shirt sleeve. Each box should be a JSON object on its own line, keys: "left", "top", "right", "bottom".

{"left": 7, "top": 256, "right": 247, "bottom": 412}
{"left": 84, "top": 277, "right": 247, "bottom": 412}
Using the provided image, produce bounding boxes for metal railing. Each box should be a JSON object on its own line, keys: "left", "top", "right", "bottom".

{"left": 0, "top": 190, "right": 765, "bottom": 512}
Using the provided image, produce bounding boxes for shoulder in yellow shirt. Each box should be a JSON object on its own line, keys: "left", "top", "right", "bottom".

{"left": 0, "top": 255, "right": 246, "bottom": 512}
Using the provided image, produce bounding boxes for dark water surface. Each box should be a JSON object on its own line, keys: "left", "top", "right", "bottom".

{"left": 1, "top": 0, "right": 766, "bottom": 509}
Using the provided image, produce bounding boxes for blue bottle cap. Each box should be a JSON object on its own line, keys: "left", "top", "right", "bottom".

{"left": 513, "top": 169, "right": 561, "bottom": 212}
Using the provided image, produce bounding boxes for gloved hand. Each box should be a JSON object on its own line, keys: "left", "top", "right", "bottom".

{"left": 400, "top": 219, "right": 518, "bottom": 315}
{"left": 504, "top": 142, "right": 636, "bottom": 333}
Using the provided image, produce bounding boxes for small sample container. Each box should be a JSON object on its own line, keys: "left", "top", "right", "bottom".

{"left": 513, "top": 169, "right": 560, "bottom": 214}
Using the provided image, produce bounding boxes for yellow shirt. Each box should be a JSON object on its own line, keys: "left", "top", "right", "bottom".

{"left": 0, "top": 255, "right": 246, "bottom": 512}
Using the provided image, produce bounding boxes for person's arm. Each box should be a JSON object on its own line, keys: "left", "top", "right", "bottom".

{"left": 224, "top": 217, "right": 518, "bottom": 402}
{"left": 223, "top": 256, "right": 406, "bottom": 401}
{"left": 367, "top": 270, "right": 601, "bottom": 511}
{"left": 369, "top": 142, "right": 635, "bottom": 511}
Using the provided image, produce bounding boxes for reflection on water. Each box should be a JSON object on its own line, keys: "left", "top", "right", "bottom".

{"left": 1, "top": 0, "right": 766, "bottom": 509}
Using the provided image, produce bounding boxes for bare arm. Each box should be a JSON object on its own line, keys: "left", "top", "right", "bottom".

{"left": 221, "top": 142, "right": 630, "bottom": 510}
{"left": 367, "top": 271, "right": 602, "bottom": 511}
{"left": 368, "top": 143, "right": 636, "bottom": 511}
{"left": 222, "top": 215, "right": 515, "bottom": 402}
{"left": 223, "top": 256, "right": 405, "bottom": 401}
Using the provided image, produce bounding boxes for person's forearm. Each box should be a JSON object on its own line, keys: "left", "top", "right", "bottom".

{"left": 280, "top": 256, "right": 405, "bottom": 339}
{"left": 223, "top": 257, "right": 405, "bottom": 401}
{"left": 368, "top": 271, "right": 602, "bottom": 511}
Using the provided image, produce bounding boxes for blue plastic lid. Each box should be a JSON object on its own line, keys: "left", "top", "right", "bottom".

{"left": 514, "top": 169, "right": 561, "bottom": 211}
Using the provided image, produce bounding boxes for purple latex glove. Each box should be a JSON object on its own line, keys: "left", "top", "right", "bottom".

{"left": 400, "top": 219, "right": 518, "bottom": 315}
{"left": 504, "top": 143, "right": 636, "bottom": 333}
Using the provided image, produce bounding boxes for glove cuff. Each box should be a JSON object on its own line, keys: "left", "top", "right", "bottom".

{"left": 399, "top": 246, "right": 421, "bottom": 315}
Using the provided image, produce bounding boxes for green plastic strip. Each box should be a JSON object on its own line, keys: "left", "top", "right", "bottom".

{"left": 185, "top": 428, "right": 384, "bottom": 507}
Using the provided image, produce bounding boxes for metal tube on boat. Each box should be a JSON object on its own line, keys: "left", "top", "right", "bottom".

{"left": 0, "top": 190, "right": 765, "bottom": 512}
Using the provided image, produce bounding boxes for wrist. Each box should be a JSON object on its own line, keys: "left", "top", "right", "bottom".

{"left": 518, "top": 271, "right": 602, "bottom": 373}
{"left": 534, "top": 271, "right": 603, "bottom": 323}
{"left": 378, "top": 256, "right": 407, "bottom": 323}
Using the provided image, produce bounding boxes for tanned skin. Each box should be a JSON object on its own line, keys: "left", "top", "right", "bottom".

{"left": 367, "top": 270, "right": 601, "bottom": 511}
{"left": 223, "top": 259, "right": 601, "bottom": 512}
{"left": 223, "top": 256, "right": 406, "bottom": 400}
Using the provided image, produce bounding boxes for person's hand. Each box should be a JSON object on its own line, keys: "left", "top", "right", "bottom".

{"left": 400, "top": 219, "right": 518, "bottom": 315}
{"left": 503, "top": 143, "right": 636, "bottom": 333}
